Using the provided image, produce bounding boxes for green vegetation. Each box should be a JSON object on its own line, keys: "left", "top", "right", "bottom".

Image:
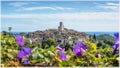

{"left": 42, "top": 38, "right": 56, "bottom": 49}
{"left": 0, "top": 33, "right": 119, "bottom": 67}
{"left": 96, "top": 34, "right": 114, "bottom": 48}
{"left": 8, "top": 27, "right": 12, "bottom": 33}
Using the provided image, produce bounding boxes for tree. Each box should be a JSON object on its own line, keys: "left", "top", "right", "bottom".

{"left": 8, "top": 27, "right": 12, "bottom": 34}
{"left": 20, "top": 32, "right": 26, "bottom": 36}
{"left": 93, "top": 34, "right": 96, "bottom": 40}
{"left": 46, "top": 38, "right": 55, "bottom": 47}
{"left": 2, "top": 31, "right": 7, "bottom": 35}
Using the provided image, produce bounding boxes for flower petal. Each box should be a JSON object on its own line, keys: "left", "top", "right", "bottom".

{"left": 114, "top": 32, "right": 119, "bottom": 44}
{"left": 17, "top": 50, "right": 26, "bottom": 59}
{"left": 56, "top": 45, "right": 62, "bottom": 51}
{"left": 15, "top": 35, "right": 24, "bottom": 46}
{"left": 112, "top": 44, "right": 117, "bottom": 50}
{"left": 112, "top": 44, "right": 118, "bottom": 55}
{"left": 73, "top": 41, "right": 86, "bottom": 56}
{"left": 94, "top": 52, "right": 100, "bottom": 57}
{"left": 112, "top": 32, "right": 119, "bottom": 55}
{"left": 73, "top": 45, "right": 81, "bottom": 56}
{"left": 21, "top": 47, "right": 31, "bottom": 55}
{"left": 23, "top": 60, "right": 29, "bottom": 64}
{"left": 76, "top": 41, "right": 86, "bottom": 50}
{"left": 58, "top": 51, "right": 66, "bottom": 60}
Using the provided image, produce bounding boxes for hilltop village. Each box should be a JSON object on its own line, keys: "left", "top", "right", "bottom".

{"left": 26, "top": 22, "right": 90, "bottom": 49}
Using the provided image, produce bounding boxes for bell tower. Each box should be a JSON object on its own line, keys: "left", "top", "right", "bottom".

{"left": 58, "top": 22, "right": 64, "bottom": 32}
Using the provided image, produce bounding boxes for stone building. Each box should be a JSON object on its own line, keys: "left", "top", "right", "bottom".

{"left": 58, "top": 22, "right": 64, "bottom": 32}
{"left": 25, "top": 22, "right": 90, "bottom": 50}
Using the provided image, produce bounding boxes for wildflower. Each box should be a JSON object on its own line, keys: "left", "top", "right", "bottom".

{"left": 17, "top": 50, "right": 26, "bottom": 59}
{"left": 114, "top": 32, "right": 119, "bottom": 44}
{"left": 17, "top": 47, "right": 31, "bottom": 59}
{"left": 94, "top": 52, "right": 100, "bottom": 57}
{"left": 56, "top": 45, "right": 66, "bottom": 60}
{"left": 56, "top": 45, "right": 62, "bottom": 51}
{"left": 58, "top": 51, "right": 66, "bottom": 60}
{"left": 112, "top": 32, "right": 119, "bottom": 54}
{"left": 76, "top": 41, "right": 86, "bottom": 50}
{"left": 15, "top": 35, "right": 24, "bottom": 46}
{"left": 21, "top": 47, "right": 31, "bottom": 55}
{"left": 23, "top": 60, "right": 29, "bottom": 64}
{"left": 73, "top": 41, "right": 86, "bottom": 56}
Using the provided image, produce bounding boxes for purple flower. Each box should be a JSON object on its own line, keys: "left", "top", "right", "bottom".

{"left": 17, "top": 50, "right": 26, "bottom": 59}
{"left": 21, "top": 47, "right": 31, "bottom": 55}
{"left": 58, "top": 51, "right": 66, "bottom": 60}
{"left": 112, "top": 44, "right": 118, "bottom": 54}
{"left": 76, "top": 41, "right": 86, "bottom": 50}
{"left": 15, "top": 35, "right": 25, "bottom": 46}
{"left": 73, "top": 41, "right": 86, "bottom": 56}
{"left": 114, "top": 32, "right": 119, "bottom": 44}
{"left": 56, "top": 45, "right": 62, "bottom": 51}
{"left": 112, "top": 32, "right": 119, "bottom": 55}
{"left": 94, "top": 52, "right": 100, "bottom": 57}
{"left": 23, "top": 60, "right": 29, "bottom": 64}
{"left": 17, "top": 47, "right": 31, "bottom": 59}
{"left": 56, "top": 45, "right": 66, "bottom": 60}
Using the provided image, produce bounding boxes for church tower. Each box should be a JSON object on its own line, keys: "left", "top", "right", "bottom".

{"left": 58, "top": 22, "right": 64, "bottom": 32}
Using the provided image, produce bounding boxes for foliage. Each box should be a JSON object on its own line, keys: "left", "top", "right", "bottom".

{"left": 8, "top": 27, "right": 12, "bottom": 32}
{"left": 1, "top": 35, "right": 20, "bottom": 66}
{"left": 1, "top": 31, "right": 8, "bottom": 35}
{"left": 96, "top": 34, "right": 114, "bottom": 45}
{"left": 45, "top": 38, "right": 55, "bottom": 46}
{"left": 42, "top": 38, "right": 55, "bottom": 49}
{"left": 20, "top": 32, "right": 26, "bottom": 36}
{"left": 0, "top": 34, "right": 119, "bottom": 67}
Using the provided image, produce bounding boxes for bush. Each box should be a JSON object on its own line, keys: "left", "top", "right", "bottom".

{"left": 0, "top": 34, "right": 119, "bottom": 67}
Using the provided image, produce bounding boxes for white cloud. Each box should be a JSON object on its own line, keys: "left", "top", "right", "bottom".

{"left": 2, "top": 18, "right": 119, "bottom": 32}
{"left": 2, "top": 12, "right": 119, "bottom": 32}
{"left": 106, "top": 2, "right": 119, "bottom": 6}
{"left": 97, "top": 5, "right": 118, "bottom": 11}
{"left": 17, "top": 6, "right": 74, "bottom": 11}
{"left": 9, "top": 2, "right": 29, "bottom": 7}
{"left": 2, "top": 12, "right": 118, "bottom": 20}
{"left": 96, "top": 2, "right": 119, "bottom": 11}
{"left": 21, "top": 7, "right": 56, "bottom": 11}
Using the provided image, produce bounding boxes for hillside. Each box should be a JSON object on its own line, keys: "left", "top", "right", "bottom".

{"left": 25, "top": 22, "right": 90, "bottom": 49}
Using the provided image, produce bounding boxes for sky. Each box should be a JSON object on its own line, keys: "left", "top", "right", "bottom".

{"left": 1, "top": 0, "right": 119, "bottom": 32}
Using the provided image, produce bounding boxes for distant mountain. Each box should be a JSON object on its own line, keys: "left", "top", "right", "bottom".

{"left": 96, "top": 34, "right": 114, "bottom": 47}
{"left": 96, "top": 34, "right": 114, "bottom": 41}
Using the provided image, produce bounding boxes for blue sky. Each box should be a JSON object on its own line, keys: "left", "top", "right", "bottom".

{"left": 1, "top": 1, "right": 119, "bottom": 32}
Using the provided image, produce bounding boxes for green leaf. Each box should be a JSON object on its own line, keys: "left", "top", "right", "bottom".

{"left": 32, "top": 53, "right": 38, "bottom": 59}
{"left": 12, "top": 50, "right": 18, "bottom": 53}
{"left": 7, "top": 53, "right": 14, "bottom": 59}
{"left": 31, "top": 47, "right": 38, "bottom": 53}
{"left": 76, "top": 57, "right": 81, "bottom": 62}
{"left": 48, "top": 51, "right": 55, "bottom": 56}
{"left": 58, "top": 62, "right": 62, "bottom": 67}
{"left": 38, "top": 53, "right": 44, "bottom": 58}
{"left": 7, "top": 49, "right": 12, "bottom": 52}
{"left": 45, "top": 57, "right": 50, "bottom": 63}
{"left": 55, "top": 56, "right": 62, "bottom": 63}
{"left": 44, "top": 52, "right": 48, "bottom": 56}
{"left": 31, "top": 60, "right": 39, "bottom": 64}
{"left": 66, "top": 55, "right": 71, "bottom": 60}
